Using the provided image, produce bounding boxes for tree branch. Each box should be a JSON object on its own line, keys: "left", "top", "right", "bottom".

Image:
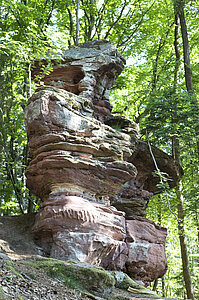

{"left": 147, "top": 132, "right": 179, "bottom": 223}
{"left": 104, "top": 1, "right": 127, "bottom": 40}
{"left": 91, "top": 0, "right": 110, "bottom": 39}
{"left": 119, "top": 0, "right": 156, "bottom": 48}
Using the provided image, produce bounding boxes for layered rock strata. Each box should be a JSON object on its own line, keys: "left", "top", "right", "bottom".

{"left": 25, "top": 85, "right": 182, "bottom": 286}
{"left": 26, "top": 41, "right": 182, "bottom": 286}
{"left": 33, "top": 40, "right": 125, "bottom": 122}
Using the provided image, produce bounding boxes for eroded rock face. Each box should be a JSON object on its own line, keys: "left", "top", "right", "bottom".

{"left": 125, "top": 217, "right": 168, "bottom": 285}
{"left": 33, "top": 40, "right": 125, "bottom": 122}
{"left": 25, "top": 41, "right": 183, "bottom": 286}
{"left": 25, "top": 86, "right": 136, "bottom": 202}
{"left": 34, "top": 195, "right": 128, "bottom": 270}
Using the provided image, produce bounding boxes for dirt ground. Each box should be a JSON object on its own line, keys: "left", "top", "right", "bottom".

{"left": 0, "top": 213, "right": 39, "bottom": 260}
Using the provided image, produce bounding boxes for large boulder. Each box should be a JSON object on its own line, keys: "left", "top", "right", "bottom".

{"left": 125, "top": 217, "right": 168, "bottom": 286}
{"left": 34, "top": 195, "right": 128, "bottom": 270}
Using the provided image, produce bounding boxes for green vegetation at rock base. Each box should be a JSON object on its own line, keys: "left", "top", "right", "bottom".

{"left": 21, "top": 257, "right": 115, "bottom": 298}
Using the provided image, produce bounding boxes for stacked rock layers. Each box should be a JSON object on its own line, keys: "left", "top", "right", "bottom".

{"left": 25, "top": 41, "right": 182, "bottom": 286}
{"left": 33, "top": 40, "right": 125, "bottom": 122}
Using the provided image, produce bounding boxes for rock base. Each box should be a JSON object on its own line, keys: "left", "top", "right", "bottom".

{"left": 33, "top": 194, "right": 168, "bottom": 286}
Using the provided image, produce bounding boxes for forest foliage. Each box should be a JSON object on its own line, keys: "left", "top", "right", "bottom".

{"left": 0, "top": 0, "right": 198, "bottom": 299}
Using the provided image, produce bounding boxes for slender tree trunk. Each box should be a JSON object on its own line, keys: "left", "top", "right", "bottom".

{"left": 29, "top": 63, "right": 32, "bottom": 97}
{"left": 161, "top": 277, "right": 165, "bottom": 297}
{"left": 152, "top": 195, "right": 162, "bottom": 293}
{"left": 27, "top": 197, "right": 34, "bottom": 213}
{"left": 66, "top": 6, "right": 74, "bottom": 46}
{"left": 172, "top": 135, "right": 194, "bottom": 300}
{"left": 178, "top": 7, "right": 196, "bottom": 100}
{"left": 152, "top": 279, "right": 158, "bottom": 291}
{"left": 165, "top": 268, "right": 170, "bottom": 298}
{"left": 76, "top": 0, "right": 79, "bottom": 45}
{"left": 172, "top": 13, "right": 195, "bottom": 299}
{"left": 193, "top": 205, "right": 199, "bottom": 269}
{"left": 173, "top": 14, "right": 180, "bottom": 93}
{"left": 176, "top": 180, "right": 195, "bottom": 300}
{"left": 88, "top": 0, "right": 95, "bottom": 39}
{"left": 173, "top": 0, "right": 196, "bottom": 98}
{"left": 177, "top": 1, "right": 199, "bottom": 155}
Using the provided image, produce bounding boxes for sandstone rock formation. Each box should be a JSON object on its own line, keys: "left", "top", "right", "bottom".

{"left": 33, "top": 39, "right": 125, "bottom": 122}
{"left": 125, "top": 217, "right": 168, "bottom": 284}
{"left": 25, "top": 40, "right": 183, "bottom": 286}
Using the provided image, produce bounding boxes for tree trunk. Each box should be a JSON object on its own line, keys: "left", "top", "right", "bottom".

{"left": 161, "top": 277, "right": 165, "bottom": 297}
{"left": 152, "top": 278, "right": 158, "bottom": 291}
{"left": 178, "top": 8, "right": 196, "bottom": 99}
{"left": 76, "top": 0, "right": 80, "bottom": 45}
{"left": 173, "top": 14, "right": 180, "bottom": 94}
{"left": 27, "top": 197, "right": 34, "bottom": 213}
{"left": 177, "top": 1, "right": 199, "bottom": 155}
{"left": 89, "top": 0, "right": 95, "bottom": 39}
{"left": 174, "top": 0, "right": 196, "bottom": 100}
{"left": 176, "top": 181, "right": 195, "bottom": 300}
{"left": 172, "top": 137, "right": 194, "bottom": 300}
{"left": 172, "top": 14, "right": 195, "bottom": 299}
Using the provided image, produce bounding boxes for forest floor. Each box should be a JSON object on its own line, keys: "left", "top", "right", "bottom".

{"left": 0, "top": 214, "right": 178, "bottom": 300}
{"left": 0, "top": 258, "right": 83, "bottom": 300}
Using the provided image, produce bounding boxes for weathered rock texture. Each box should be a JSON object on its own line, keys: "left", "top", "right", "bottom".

{"left": 33, "top": 40, "right": 125, "bottom": 122}
{"left": 125, "top": 217, "right": 168, "bottom": 283}
{"left": 26, "top": 41, "right": 183, "bottom": 286}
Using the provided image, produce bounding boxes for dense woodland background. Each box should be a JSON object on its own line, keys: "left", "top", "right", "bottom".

{"left": 0, "top": 0, "right": 198, "bottom": 299}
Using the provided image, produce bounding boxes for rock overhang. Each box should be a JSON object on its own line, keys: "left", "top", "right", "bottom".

{"left": 32, "top": 40, "right": 126, "bottom": 122}
{"left": 129, "top": 140, "right": 184, "bottom": 193}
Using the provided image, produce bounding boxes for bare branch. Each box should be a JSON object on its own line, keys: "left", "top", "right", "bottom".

{"left": 151, "top": 21, "right": 174, "bottom": 91}
{"left": 46, "top": 0, "right": 55, "bottom": 26}
{"left": 147, "top": 132, "right": 179, "bottom": 223}
{"left": 119, "top": 0, "right": 156, "bottom": 48}
{"left": 91, "top": 0, "right": 110, "bottom": 39}
{"left": 104, "top": 1, "right": 127, "bottom": 40}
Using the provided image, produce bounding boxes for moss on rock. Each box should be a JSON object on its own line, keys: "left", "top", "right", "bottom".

{"left": 21, "top": 257, "right": 115, "bottom": 298}
{"left": 109, "top": 271, "right": 160, "bottom": 298}
{"left": 115, "top": 273, "right": 141, "bottom": 290}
